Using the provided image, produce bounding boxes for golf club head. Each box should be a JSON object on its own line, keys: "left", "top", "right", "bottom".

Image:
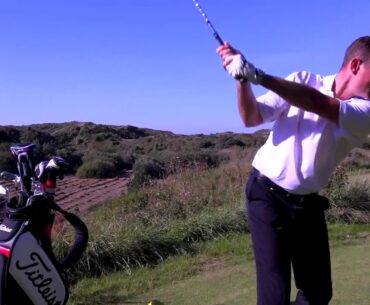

{"left": 0, "top": 184, "right": 10, "bottom": 204}
{"left": 10, "top": 143, "right": 36, "bottom": 161}
{"left": 0, "top": 185, "right": 8, "bottom": 196}
{"left": 35, "top": 161, "right": 48, "bottom": 180}
{"left": 35, "top": 157, "right": 69, "bottom": 182}
{"left": 0, "top": 171, "right": 19, "bottom": 182}
{"left": 47, "top": 157, "right": 69, "bottom": 170}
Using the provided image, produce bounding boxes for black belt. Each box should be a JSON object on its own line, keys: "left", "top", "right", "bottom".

{"left": 251, "top": 168, "right": 318, "bottom": 206}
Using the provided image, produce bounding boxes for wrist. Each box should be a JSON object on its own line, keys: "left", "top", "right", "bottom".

{"left": 239, "top": 68, "right": 265, "bottom": 85}
{"left": 253, "top": 68, "right": 265, "bottom": 85}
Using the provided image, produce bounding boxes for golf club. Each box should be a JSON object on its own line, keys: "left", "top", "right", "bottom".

{"left": 192, "top": 0, "right": 224, "bottom": 45}
{"left": 0, "top": 184, "right": 10, "bottom": 204}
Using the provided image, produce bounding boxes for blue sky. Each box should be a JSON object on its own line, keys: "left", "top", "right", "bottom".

{"left": 1, "top": 0, "right": 369, "bottom": 135}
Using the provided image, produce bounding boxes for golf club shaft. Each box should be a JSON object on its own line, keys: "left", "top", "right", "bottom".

{"left": 192, "top": 0, "right": 224, "bottom": 45}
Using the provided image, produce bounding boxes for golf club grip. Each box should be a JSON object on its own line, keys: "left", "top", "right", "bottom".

{"left": 214, "top": 32, "right": 224, "bottom": 45}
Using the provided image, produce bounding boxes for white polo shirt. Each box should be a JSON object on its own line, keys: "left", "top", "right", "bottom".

{"left": 252, "top": 71, "right": 370, "bottom": 194}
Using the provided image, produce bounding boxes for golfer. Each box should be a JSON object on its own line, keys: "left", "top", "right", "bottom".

{"left": 217, "top": 36, "right": 370, "bottom": 305}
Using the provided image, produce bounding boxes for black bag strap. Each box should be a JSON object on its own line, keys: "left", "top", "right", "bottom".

{"left": 50, "top": 202, "right": 89, "bottom": 270}
{"left": 4, "top": 198, "right": 88, "bottom": 271}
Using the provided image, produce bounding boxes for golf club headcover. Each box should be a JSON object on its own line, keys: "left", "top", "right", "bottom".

{"left": 226, "top": 54, "right": 265, "bottom": 84}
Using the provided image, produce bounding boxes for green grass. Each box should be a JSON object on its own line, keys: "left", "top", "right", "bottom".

{"left": 135, "top": 237, "right": 370, "bottom": 305}
{"left": 69, "top": 224, "right": 370, "bottom": 305}
{"left": 70, "top": 255, "right": 201, "bottom": 305}
{"left": 331, "top": 242, "right": 370, "bottom": 305}
{"left": 328, "top": 223, "right": 370, "bottom": 246}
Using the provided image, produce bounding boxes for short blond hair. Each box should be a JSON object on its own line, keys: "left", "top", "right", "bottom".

{"left": 341, "top": 36, "right": 370, "bottom": 68}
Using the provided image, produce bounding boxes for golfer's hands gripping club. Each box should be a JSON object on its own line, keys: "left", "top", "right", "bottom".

{"left": 217, "top": 42, "right": 264, "bottom": 84}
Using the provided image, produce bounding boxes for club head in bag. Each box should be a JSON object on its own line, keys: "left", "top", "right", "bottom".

{"left": 0, "top": 185, "right": 9, "bottom": 201}
{"left": 10, "top": 143, "right": 36, "bottom": 161}
{"left": 47, "top": 157, "right": 69, "bottom": 170}
{"left": 34, "top": 161, "right": 48, "bottom": 180}
{"left": 0, "top": 171, "right": 18, "bottom": 182}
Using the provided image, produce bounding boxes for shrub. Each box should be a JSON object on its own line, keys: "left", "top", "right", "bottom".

{"left": 20, "top": 127, "right": 56, "bottom": 146}
{"left": 322, "top": 165, "right": 349, "bottom": 204}
{"left": 342, "top": 148, "right": 370, "bottom": 171}
{"left": 323, "top": 165, "right": 370, "bottom": 223}
{"left": 118, "top": 125, "right": 148, "bottom": 139}
{"left": 129, "top": 158, "right": 165, "bottom": 190}
{"left": 150, "top": 151, "right": 229, "bottom": 174}
{"left": 85, "top": 151, "right": 127, "bottom": 169}
{"left": 67, "top": 154, "right": 83, "bottom": 172}
{"left": 172, "top": 151, "right": 228, "bottom": 170}
{"left": 199, "top": 140, "right": 215, "bottom": 149}
{"left": 334, "top": 181, "right": 370, "bottom": 210}
{"left": 0, "top": 127, "right": 20, "bottom": 143}
{"left": 0, "top": 151, "right": 15, "bottom": 172}
{"left": 76, "top": 160, "right": 118, "bottom": 178}
{"left": 220, "top": 136, "right": 246, "bottom": 149}
{"left": 120, "top": 153, "right": 135, "bottom": 170}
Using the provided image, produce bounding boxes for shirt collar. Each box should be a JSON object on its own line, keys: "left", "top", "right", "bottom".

{"left": 322, "top": 74, "right": 336, "bottom": 95}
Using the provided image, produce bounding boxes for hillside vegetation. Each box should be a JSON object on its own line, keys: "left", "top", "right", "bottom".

{"left": 0, "top": 122, "right": 268, "bottom": 180}
{"left": 1, "top": 122, "right": 369, "bottom": 181}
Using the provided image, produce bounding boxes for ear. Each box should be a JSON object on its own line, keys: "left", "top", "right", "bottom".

{"left": 350, "top": 57, "right": 363, "bottom": 75}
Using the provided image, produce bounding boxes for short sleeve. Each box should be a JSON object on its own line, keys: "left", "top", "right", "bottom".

{"left": 256, "top": 72, "right": 302, "bottom": 123}
{"left": 339, "top": 98, "right": 370, "bottom": 143}
{"left": 256, "top": 91, "right": 287, "bottom": 123}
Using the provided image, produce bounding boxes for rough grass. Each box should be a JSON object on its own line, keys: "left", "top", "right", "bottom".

{"left": 68, "top": 209, "right": 248, "bottom": 278}
{"left": 54, "top": 160, "right": 370, "bottom": 282}
{"left": 90, "top": 159, "right": 250, "bottom": 224}
{"left": 326, "top": 180, "right": 370, "bottom": 223}
{"left": 54, "top": 158, "right": 252, "bottom": 280}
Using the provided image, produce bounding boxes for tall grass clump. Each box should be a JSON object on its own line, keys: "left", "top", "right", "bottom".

{"left": 55, "top": 159, "right": 252, "bottom": 280}
{"left": 56, "top": 209, "right": 248, "bottom": 280}
{"left": 76, "top": 151, "right": 129, "bottom": 178}
{"left": 322, "top": 164, "right": 349, "bottom": 204}
{"left": 129, "top": 151, "right": 230, "bottom": 190}
{"left": 119, "top": 160, "right": 248, "bottom": 223}
{"left": 128, "top": 157, "right": 166, "bottom": 190}
{"left": 76, "top": 160, "right": 118, "bottom": 178}
{"left": 323, "top": 165, "right": 370, "bottom": 223}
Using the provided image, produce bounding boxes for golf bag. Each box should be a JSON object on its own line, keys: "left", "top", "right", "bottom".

{"left": 0, "top": 144, "right": 89, "bottom": 305}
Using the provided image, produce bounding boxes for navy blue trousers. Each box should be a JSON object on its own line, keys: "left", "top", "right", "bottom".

{"left": 246, "top": 169, "right": 332, "bottom": 305}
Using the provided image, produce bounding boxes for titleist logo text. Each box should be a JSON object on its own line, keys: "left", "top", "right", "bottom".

{"left": 0, "top": 224, "right": 12, "bottom": 233}
{"left": 16, "top": 252, "right": 63, "bottom": 305}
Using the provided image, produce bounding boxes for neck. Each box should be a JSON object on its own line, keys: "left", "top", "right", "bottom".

{"left": 333, "top": 71, "right": 352, "bottom": 100}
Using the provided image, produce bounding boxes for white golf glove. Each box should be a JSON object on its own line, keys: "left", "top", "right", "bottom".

{"left": 225, "top": 54, "right": 264, "bottom": 84}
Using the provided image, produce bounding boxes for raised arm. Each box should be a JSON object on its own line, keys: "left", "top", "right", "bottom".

{"left": 218, "top": 43, "right": 340, "bottom": 124}
{"left": 217, "top": 43, "right": 263, "bottom": 127}
{"left": 236, "top": 81, "right": 263, "bottom": 127}
{"left": 259, "top": 74, "right": 339, "bottom": 123}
